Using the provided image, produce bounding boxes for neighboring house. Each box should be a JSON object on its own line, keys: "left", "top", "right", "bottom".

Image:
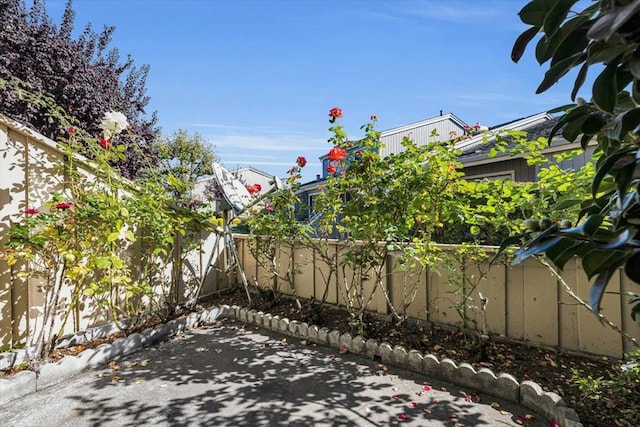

{"left": 318, "top": 112, "right": 468, "bottom": 179}
{"left": 298, "top": 110, "right": 594, "bottom": 220}
{"left": 455, "top": 112, "right": 594, "bottom": 181}
{"left": 192, "top": 166, "right": 276, "bottom": 211}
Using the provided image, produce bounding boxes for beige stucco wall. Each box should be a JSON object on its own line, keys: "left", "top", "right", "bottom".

{"left": 234, "top": 235, "right": 640, "bottom": 358}
{"left": 0, "top": 116, "right": 229, "bottom": 349}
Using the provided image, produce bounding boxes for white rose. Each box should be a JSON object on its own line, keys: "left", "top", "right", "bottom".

{"left": 99, "top": 111, "right": 129, "bottom": 139}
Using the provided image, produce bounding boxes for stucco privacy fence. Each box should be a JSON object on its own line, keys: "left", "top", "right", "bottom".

{"left": 234, "top": 235, "right": 640, "bottom": 359}
{"left": 0, "top": 114, "right": 231, "bottom": 350}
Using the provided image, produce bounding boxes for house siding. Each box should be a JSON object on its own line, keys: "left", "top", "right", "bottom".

{"left": 463, "top": 158, "right": 536, "bottom": 182}
{"left": 380, "top": 120, "right": 464, "bottom": 157}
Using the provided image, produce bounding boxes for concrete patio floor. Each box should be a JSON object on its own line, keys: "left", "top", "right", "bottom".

{"left": 0, "top": 319, "right": 548, "bottom": 426}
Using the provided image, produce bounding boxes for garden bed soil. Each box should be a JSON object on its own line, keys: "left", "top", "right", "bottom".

{"left": 206, "top": 287, "right": 639, "bottom": 427}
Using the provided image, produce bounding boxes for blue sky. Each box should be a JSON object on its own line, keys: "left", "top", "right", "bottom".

{"left": 48, "top": 0, "right": 582, "bottom": 182}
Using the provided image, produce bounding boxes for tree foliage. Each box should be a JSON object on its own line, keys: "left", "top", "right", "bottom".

{"left": 506, "top": 0, "right": 640, "bottom": 316}
{"left": 0, "top": 0, "right": 158, "bottom": 178}
{"left": 142, "top": 129, "right": 218, "bottom": 205}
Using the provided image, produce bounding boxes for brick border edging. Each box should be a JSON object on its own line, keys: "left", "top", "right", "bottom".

{"left": 0, "top": 304, "right": 582, "bottom": 427}
{"left": 231, "top": 305, "right": 582, "bottom": 427}
{"left": 0, "top": 307, "right": 223, "bottom": 406}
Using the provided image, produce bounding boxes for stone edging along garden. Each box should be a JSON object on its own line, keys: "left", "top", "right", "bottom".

{"left": 0, "top": 304, "right": 582, "bottom": 427}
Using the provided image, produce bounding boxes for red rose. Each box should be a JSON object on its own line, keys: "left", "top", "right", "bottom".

{"left": 55, "top": 202, "right": 73, "bottom": 210}
{"left": 329, "top": 107, "right": 343, "bottom": 119}
{"left": 246, "top": 184, "right": 261, "bottom": 195}
{"left": 326, "top": 164, "right": 338, "bottom": 176}
{"left": 25, "top": 208, "right": 39, "bottom": 215}
{"left": 327, "top": 147, "right": 347, "bottom": 162}
{"left": 265, "top": 204, "right": 275, "bottom": 211}
{"left": 100, "top": 138, "right": 112, "bottom": 149}
{"left": 68, "top": 127, "right": 75, "bottom": 134}
{"left": 296, "top": 156, "right": 307, "bottom": 168}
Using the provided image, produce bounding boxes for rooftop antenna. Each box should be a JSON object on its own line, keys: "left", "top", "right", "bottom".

{"left": 191, "top": 163, "right": 282, "bottom": 307}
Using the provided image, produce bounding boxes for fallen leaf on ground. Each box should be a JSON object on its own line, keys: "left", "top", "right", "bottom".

{"left": 233, "top": 357, "right": 239, "bottom": 362}
{"left": 111, "top": 376, "right": 121, "bottom": 382}
{"left": 159, "top": 384, "right": 167, "bottom": 388}
{"left": 196, "top": 347, "right": 210, "bottom": 352}
{"left": 423, "top": 385, "right": 431, "bottom": 391}
{"left": 500, "top": 410, "right": 511, "bottom": 416}
{"left": 134, "top": 379, "right": 143, "bottom": 384}
{"left": 300, "top": 340, "right": 308, "bottom": 345}
{"left": 214, "top": 349, "right": 223, "bottom": 353}
{"left": 339, "top": 346, "right": 348, "bottom": 355}
{"left": 398, "top": 414, "right": 408, "bottom": 420}
{"left": 108, "top": 361, "right": 120, "bottom": 371}
{"left": 140, "top": 359, "right": 150, "bottom": 367}
{"left": 490, "top": 402, "right": 501, "bottom": 408}
{"left": 97, "top": 373, "right": 104, "bottom": 378}
{"left": 423, "top": 408, "right": 431, "bottom": 414}
{"left": 125, "top": 362, "right": 137, "bottom": 369}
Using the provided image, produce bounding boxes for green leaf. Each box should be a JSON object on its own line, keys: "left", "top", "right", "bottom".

{"left": 587, "top": 1, "right": 640, "bottom": 41}
{"left": 583, "top": 250, "right": 622, "bottom": 280}
{"left": 592, "top": 62, "right": 618, "bottom": 113}
{"left": 543, "top": 0, "right": 579, "bottom": 38}
{"left": 107, "top": 232, "right": 120, "bottom": 242}
{"left": 124, "top": 230, "right": 136, "bottom": 242}
{"left": 94, "top": 256, "right": 111, "bottom": 269}
{"left": 630, "top": 53, "right": 640, "bottom": 80}
{"left": 601, "top": 228, "right": 635, "bottom": 250}
{"left": 571, "top": 62, "right": 589, "bottom": 101}
{"left": 552, "top": 197, "right": 583, "bottom": 210}
{"left": 620, "top": 108, "right": 640, "bottom": 137}
{"left": 552, "top": 18, "right": 590, "bottom": 66}
{"left": 581, "top": 114, "right": 605, "bottom": 136}
{"left": 589, "top": 263, "right": 622, "bottom": 314}
{"left": 512, "top": 236, "right": 563, "bottom": 265}
{"left": 536, "top": 53, "right": 586, "bottom": 94}
{"left": 592, "top": 148, "right": 635, "bottom": 197}
{"left": 491, "top": 233, "right": 527, "bottom": 264}
{"left": 512, "top": 26, "right": 539, "bottom": 63}
{"left": 519, "top": 0, "right": 558, "bottom": 26}
{"left": 547, "top": 103, "right": 575, "bottom": 114}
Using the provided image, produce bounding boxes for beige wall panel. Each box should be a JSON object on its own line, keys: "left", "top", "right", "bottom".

{"left": 27, "top": 138, "right": 64, "bottom": 210}
{"left": 558, "top": 259, "right": 580, "bottom": 352}
{"left": 238, "top": 237, "right": 258, "bottom": 291}
{"left": 505, "top": 263, "right": 526, "bottom": 340}
{"left": 386, "top": 254, "right": 428, "bottom": 319}
{"left": 427, "top": 257, "right": 457, "bottom": 326}
{"left": 181, "top": 237, "right": 203, "bottom": 302}
{"left": 386, "top": 255, "right": 404, "bottom": 316}
{"left": 294, "top": 245, "right": 315, "bottom": 300}
{"left": 472, "top": 261, "right": 507, "bottom": 335}
{"left": 276, "top": 245, "right": 293, "bottom": 296}
{"left": 199, "top": 230, "right": 222, "bottom": 294}
{"left": 576, "top": 264, "right": 623, "bottom": 358}
{"left": 522, "top": 259, "right": 558, "bottom": 347}
{"left": 403, "top": 265, "right": 428, "bottom": 321}
{"left": 313, "top": 244, "right": 338, "bottom": 305}
{"left": 363, "top": 267, "right": 386, "bottom": 315}
{"left": 0, "top": 125, "right": 27, "bottom": 347}
{"left": 620, "top": 270, "right": 640, "bottom": 354}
